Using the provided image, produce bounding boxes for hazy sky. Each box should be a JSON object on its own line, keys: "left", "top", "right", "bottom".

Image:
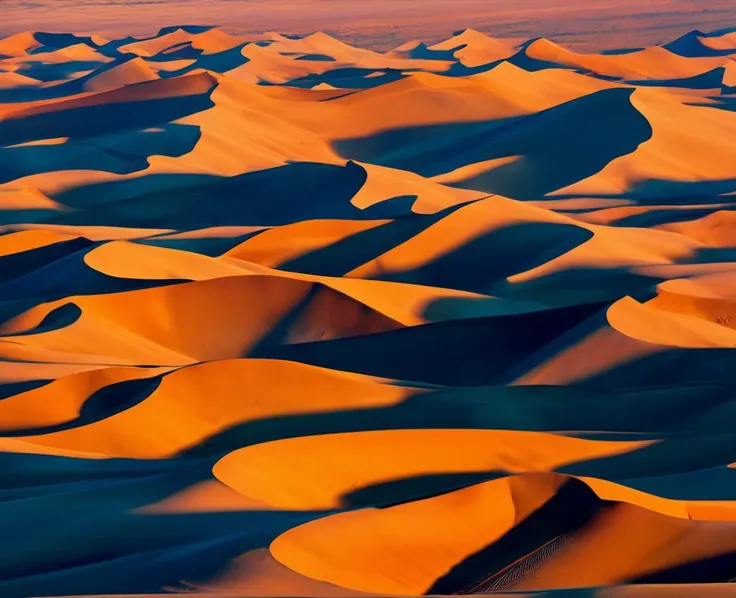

{"left": 2, "top": 1, "right": 735, "bottom": 49}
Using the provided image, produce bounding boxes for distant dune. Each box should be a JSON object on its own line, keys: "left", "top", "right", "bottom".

{"left": 1, "top": 19, "right": 736, "bottom": 598}
{"left": 2, "top": 1, "right": 736, "bottom": 51}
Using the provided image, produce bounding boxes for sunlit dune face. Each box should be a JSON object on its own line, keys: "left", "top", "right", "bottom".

{"left": 14, "top": 360, "right": 416, "bottom": 459}
{"left": 270, "top": 475, "right": 736, "bottom": 594}
{"left": 270, "top": 475, "right": 565, "bottom": 595}
{"left": 1, "top": 17, "right": 736, "bottom": 598}
{"left": 213, "top": 430, "right": 653, "bottom": 510}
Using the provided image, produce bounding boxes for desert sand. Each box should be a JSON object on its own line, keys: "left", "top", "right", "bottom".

{"left": 1, "top": 19, "right": 736, "bottom": 598}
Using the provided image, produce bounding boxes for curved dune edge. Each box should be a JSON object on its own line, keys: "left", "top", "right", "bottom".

{"left": 270, "top": 473, "right": 736, "bottom": 595}
{"left": 11, "top": 359, "right": 418, "bottom": 459}
{"left": 82, "top": 239, "right": 545, "bottom": 326}
{"left": 213, "top": 429, "right": 654, "bottom": 510}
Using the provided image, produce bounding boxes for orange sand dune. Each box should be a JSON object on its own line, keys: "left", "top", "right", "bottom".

{"left": 214, "top": 430, "right": 652, "bottom": 510}
{"left": 82, "top": 57, "right": 159, "bottom": 93}
{"left": 1, "top": 21, "right": 736, "bottom": 598}
{"left": 18, "top": 359, "right": 417, "bottom": 458}
{"left": 518, "top": 39, "right": 730, "bottom": 80}
{"left": 270, "top": 474, "right": 736, "bottom": 594}
{"left": 429, "top": 29, "right": 514, "bottom": 67}
{"left": 1, "top": 275, "right": 404, "bottom": 364}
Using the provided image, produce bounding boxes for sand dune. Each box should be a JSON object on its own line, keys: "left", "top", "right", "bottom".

{"left": 1, "top": 22, "right": 736, "bottom": 598}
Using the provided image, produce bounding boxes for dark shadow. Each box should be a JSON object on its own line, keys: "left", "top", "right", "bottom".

{"left": 626, "top": 66, "right": 727, "bottom": 90}
{"left": 153, "top": 41, "right": 202, "bottom": 61}
{"left": 342, "top": 471, "right": 505, "bottom": 509}
{"left": 247, "top": 286, "right": 322, "bottom": 354}
{"left": 0, "top": 449, "right": 188, "bottom": 492}
{"left": 546, "top": 177, "right": 736, "bottom": 205}
{"left": 664, "top": 28, "right": 736, "bottom": 57}
{"left": 690, "top": 96, "right": 736, "bottom": 113}
{"left": 0, "top": 85, "right": 214, "bottom": 146}
{"left": 0, "top": 242, "right": 189, "bottom": 304}
{"left": 390, "top": 41, "right": 456, "bottom": 62}
{"left": 157, "top": 25, "right": 218, "bottom": 36}
{"left": 278, "top": 206, "right": 449, "bottom": 276}
{"left": 370, "top": 222, "right": 593, "bottom": 294}
{"left": 247, "top": 282, "right": 403, "bottom": 355}
{"left": 16, "top": 60, "right": 107, "bottom": 84}
{"left": 0, "top": 379, "right": 50, "bottom": 401}
{"left": 47, "top": 161, "right": 421, "bottom": 228}
{"left": 259, "top": 301, "right": 605, "bottom": 386}
{"left": 632, "top": 552, "right": 736, "bottom": 584}
{"left": 73, "top": 53, "right": 148, "bottom": 84}
{"left": 139, "top": 229, "right": 262, "bottom": 257}
{"left": 421, "top": 281, "right": 620, "bottom": 322}
{"left": 295, "top": 53, "right": 335, "bottom": 61}
{"left": 23, "top": 32, "right": 101, "bottom": 56}
{"left": 426, "top": 478, "right": 608, "bottom": 594}
{"left": 3, "top": 376, "right": 162, "bottom": 437}
{"left": 0, "top": 123, "right": 202, "bottom": 185}
{"left": 612, "top": 206, "right": 735, "bottom": 229}
{"left": 691, "top": 248, "right": 736, "bottom": 272}
{"left": 163, "top": 43, "right": 249, "bottom": 76}
{"left": 0, "top": 237, "right": 93, "bottom": 284}
{"left": 445, "top": 57, "right": 506, "bottom": 77}
{"left": 613, "top": 465, "right": 736, "bottom": 502}
{"left": 561, "top": 425, "right": 736, "bottom": 488}
{"left": 96, "top": 36, "right": 139, "bottom": 58}
{"left": 600, "top": 47, "right": 646, "bottom": 55}
{"left": 575, "top": 346, "right": 736, "bottom": 393}
{"left": 507, "top": 38, "right": 574, "bottom": 72}
{"left": 334, "top": 88, "right": 652, "bottom": 200}
{"left": 282, "top": 67, "right": 406, "bottom": 90}
{"left": 0, "top": 451, "right": 325, "bottom": 598}
{"left": 171, "top": 378, "right": 736, "bottom": 474}
{"left": 0, "top": 207, "right": 63, "bottom": 226}
{"left": 8, "top": 302, "right": 82, "bottom": 336}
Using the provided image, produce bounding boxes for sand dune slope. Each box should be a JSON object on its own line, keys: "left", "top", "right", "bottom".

{"left": 1, "top": 24, "right": 736, "bottom": 598}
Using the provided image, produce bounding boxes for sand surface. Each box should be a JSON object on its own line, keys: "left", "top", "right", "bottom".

{"left": 1, "top": 20, "right": 736, "bottom": 598}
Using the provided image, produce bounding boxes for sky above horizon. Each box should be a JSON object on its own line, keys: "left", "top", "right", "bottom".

{"left": 2, "top": 0, "right": 736, "bottom": 50}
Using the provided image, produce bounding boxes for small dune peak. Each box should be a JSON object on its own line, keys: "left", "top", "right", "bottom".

{"left": 666, "top": 29, "right": 708, "bottom": 46}
{"left": 664, "top": 27, "right": 736, "bottom": 57}
{"left": 344, "top": 158, "right": 363, "bottom": 171}
{"left": 83, "top": 55, "right": 159, "bottom": 92}
{"left": 305, "top": 30, "right": 359, "bottom": 52}
{"left": 385, "top": 39, "right": 445, "bottom": 61}
{"left": 90, "top": 35, "right": 110, "bottom": 48}
{"left": 475, "top": 58, "right": 530, "bottom": 83}
{"left": 0, "top": 30, "right": 36, "bottom": 47}
{"left": 311, "top": 82, "right": 338, "bottom": 90}
{"left": 0, "top": 31, "right": 44, "bottom": 56}
{"left": 448, "top": 28, "right": 487, "bottom": 42}
{"left": 54, "top": 42, "right": 106, "bottom": 61}
{"left": 308, "top": 30, "right": 338, "bottom": 42}
{"left": 701, "top": 29, "right": 736, "bottom": 51}
{"left": 262, "top": 31, "right": 293, "bottom": 42}
{"left": 241, "top": 41, "right": 270, "bottom": 59}
{"left": 522, "top": 36, "right": 569, "bottom": 56}
{"left": 431, "top": 28, "right": 497, "bottom": 50}
{"left": 428, "top": 29, "right": 512, "bottom": 65}
{"left": 391, "top": 40, "right": 428, "bottom": 53}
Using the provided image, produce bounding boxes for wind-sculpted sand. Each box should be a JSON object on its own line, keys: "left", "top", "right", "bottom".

{"left": 1, "top": 24, "right": 736, "bottom": 598}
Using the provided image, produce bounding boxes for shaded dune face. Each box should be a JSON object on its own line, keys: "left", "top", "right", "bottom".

{"left": 0, "top": 22, "right": 736, "bottom": 598}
